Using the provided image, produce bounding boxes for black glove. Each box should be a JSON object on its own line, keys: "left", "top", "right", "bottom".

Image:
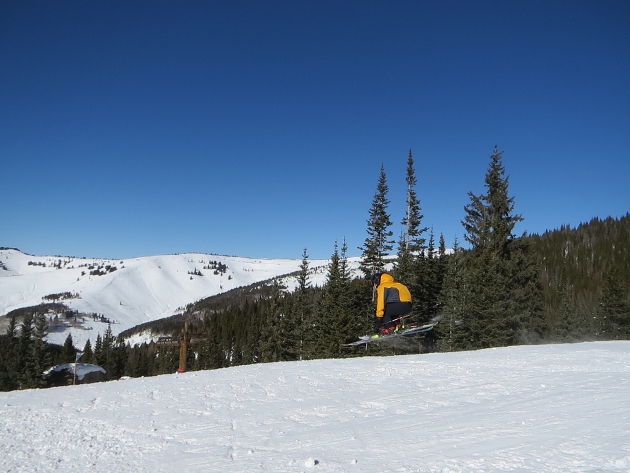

{"left": 374, "top": 316, "right": 383, "bottom": 332}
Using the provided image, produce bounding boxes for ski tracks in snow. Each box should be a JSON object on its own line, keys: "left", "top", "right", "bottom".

{"left": 2, "top": 343, "right": 630, "bottom": 472}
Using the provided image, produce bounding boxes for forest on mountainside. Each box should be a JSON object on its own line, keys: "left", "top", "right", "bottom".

{"left": 530, "top": 214, "right": 630, "bottom": 341}
{"left": 115, "top": 211, "right": 630, "bottom": 378}
{"left": 1, "top": 148, "right": 628, "bottom": 390}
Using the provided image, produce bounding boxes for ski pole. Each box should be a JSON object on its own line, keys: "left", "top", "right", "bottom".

{"left": 389, "top": 313, "right": 412, "bottom": 325}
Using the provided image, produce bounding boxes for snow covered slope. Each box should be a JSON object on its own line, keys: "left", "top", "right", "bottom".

{"left": 1, "top": 341, "right": 629, "bottom": 472}
{"left": 0, "top": 248, "right": 359, "bottom": 347}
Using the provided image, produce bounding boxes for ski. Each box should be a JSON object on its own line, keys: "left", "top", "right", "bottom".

{"left": 342, "top": 322, "right": 437, "bottom": 347}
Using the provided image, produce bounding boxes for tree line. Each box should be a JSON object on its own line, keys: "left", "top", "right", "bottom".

{"left": 0, "top": 147, "right": 628, "bottom": 389}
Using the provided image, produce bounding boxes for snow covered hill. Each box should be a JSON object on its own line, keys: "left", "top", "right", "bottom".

{"left": 1, "top": 341, "right": 629, "bottom": 472}
{"left": 0, "top": 248, "right": 361, "bottom": 347}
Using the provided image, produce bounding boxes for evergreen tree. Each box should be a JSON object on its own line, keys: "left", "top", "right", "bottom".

{"left": 126, "top": 344, "right": 151, "bottom": 377}
{"left": 402, "top": 150, "right": 427, "bottom": 255}
{"left": 124, "top": 345, "right": 141, "bottom": 377}
{"left": 359, "top": 165, "right": 394, "bottom": 278}
{"left": 30, "top": 312, "right": 50, "bottom": 387}
{"left": 204, "top": 313, "right": 225, "bottom": 369}
{"left": 315, "top": 241, "right": 354, "bottom": 357}
{"left": 464, "top": 146, "right": 522, "bottom": 256}
{"left": 433, "top": 233, "right": 449, "bottom": 319}
{"left": 422, "top": 229, "right": 440, "bottom": 321}
{"left": 601, "top": 265, "right": 630, "bottom": 339}
{"left": 108, "top": 335, "right": 128, "bottom": 379}
{"left": 437, "top": 239, "right": 469, "bottom": 351}
{"left": 545, "top": 263, "right": 573, "bottom": 340}
{"left": 339, "top": 239, "right": 363, "bottom": 339}
{"left": 278, "top": 297, "right": 299, "bottom": 362}
{"left": 18, "top": 314, "right": 38, "bottom": 388}
{"left": 437, "top": 233, "right": 448, "bottom": 282}
{"left": 258, "top": 282, "right": 285, "bottom": 363}
{"left": 101, "top": 324, "right": 117, "bottom": 377}
{"left": 238, "top": 300, "right": 260, "bottom": 365}
{"left": 6, "top": 314, "right": 17, "bottom": 338}
{"left": 395, "top": 229, "right": 413, "bottom": 281}
{"left": 294, "top": 248, "right": 313, "bottom": 360}
{"left": 453, "top": 146, "right": 541, "bottom": 349}
{"left": 82, "top": 339, "right": 94, "bottom": 364}
{"left": 61, "top": 333, "right": 76, "bottom": 363}
{"left": 94, "top": 333, "right": 103, "bottom": 366}
{"left": 18, "top": 313, "right": 34, "bottom": 356}
{"left": 0, "top": 315, "right": 19, "bottom": 390}
{"left": 395, "top": 150, "right": 427, "bottom": 283}
{"left": 504, "top": 235, "right": 545, "bottom": 344}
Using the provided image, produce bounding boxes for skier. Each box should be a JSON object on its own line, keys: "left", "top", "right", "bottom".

{"left": 372, "top": 272, "right": 413, "bottom": 335}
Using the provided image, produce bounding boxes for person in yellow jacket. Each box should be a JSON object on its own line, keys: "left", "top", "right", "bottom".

{"left": 372, "top": 272, "right": 412, "bottom": 334}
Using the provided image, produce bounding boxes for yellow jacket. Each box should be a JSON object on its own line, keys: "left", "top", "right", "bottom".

{"left": 375, "top": 273, "right": 412, "bottom": 317}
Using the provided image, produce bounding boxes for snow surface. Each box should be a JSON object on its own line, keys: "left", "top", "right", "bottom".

{"left": 2, "top": 341, "right": 630, "bottom": 472}
{"left": 0, "top": 249, "right": 355, "bottom": 347}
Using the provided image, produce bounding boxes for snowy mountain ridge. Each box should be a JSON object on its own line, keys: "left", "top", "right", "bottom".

{"left": 0, "top": 248, "right": 362, "bottom": 347}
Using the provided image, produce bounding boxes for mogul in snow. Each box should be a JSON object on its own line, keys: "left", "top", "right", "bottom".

{"left": 372, "top": 272, "right": 413, "bottom": 336}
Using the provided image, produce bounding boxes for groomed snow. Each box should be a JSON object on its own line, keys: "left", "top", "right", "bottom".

{"left": 2, "top": 341, "right": 630, "bottom": 472}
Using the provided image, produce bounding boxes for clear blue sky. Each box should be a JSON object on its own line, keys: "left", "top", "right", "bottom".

{"left": 1, "top": 1, "right": 629, "bottom": 260}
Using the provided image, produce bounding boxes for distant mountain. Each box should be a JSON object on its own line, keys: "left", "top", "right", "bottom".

{"left": 0, "top": 248, "right": 360, "bottom": 347}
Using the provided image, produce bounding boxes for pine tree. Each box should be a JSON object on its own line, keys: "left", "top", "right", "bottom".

{"left": 94, "top": 333, "right": 103, "bottom": 366}
{"left": 314, "top": 241, "right": 354, "bottom": 357}
{"left": 359, "top": 165, "right": 394, "bottom": 278}
{"left": 433, "top": 233, "right": 449, "bottom": 318}
{"left": 395, "top": 150, "right": 427, "bottom": 283}
{"left": 61, "top": 333, "right": 76, "bottom": 363}
{"left": 17, "top": 314, "right": 39, "bottom": 388}
{"left": 601, "top": 265, "right": 630, "bottom": 339}
{"left": 423, "top": 229, "right": 440, "bottom": 320}
{"left": 31, "top": 313, "right": 50, "bottom": 387}
{"left": 339, "top": 239, "right": 363, "bottom": 339}
{"left": 238, "top": 300, "right": 260, "bottom": 365}
{"left": 278, "top": 290, "right": 299, "bottom": 362}
{"left": 108, "top": 335, "right": 128, "bottom": 379}
{"left": 294, "top": 248, "right": 313, "bottom": 360}
{"left": 454, "top": 146, "right": 541, "bottom": 349}
{"left": 102, "top": 324, "right": 117, "bottom": 377}
{"left": 437, "top": 239, "right": 469, "bottom": 351}
{"left": 0, "top": 315, "right": 19, "bottom": 391}
{"left": 204, "top": 313, "right": 225, "bottom": 369}
{"left": 545, "top": 263, "right": 572, "bottom": 340}
{"left": 258, "top": 282, "right": 285, "bottom": 363}
{"left": 6, "top": 314, "right": 17, "bottom": 338}
{"left": 504, "top": 235, "right": 545, "bottom": 344}
{"left": 82, "top": 339, "right": 94, "bottom": 364}
{"left": 464, "top": 146, "right": 522, "bottom": 256}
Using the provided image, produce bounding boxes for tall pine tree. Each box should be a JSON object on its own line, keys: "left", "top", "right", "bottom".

{"left": 453, "top": 146, "right": 542, "bottom": 349}
{"left": 258, "top": 282, "right": 285, "bottom": 363}
{"left": 395, "top": 150, "right": 427, "bottom": 283}
{"left": 315, "top": 241, "right": 354, "bottom": 357}
{"left": 294, "top": 248, "right": 313, "bottom": 360}
{"left": 359, "top": 165, "right": 394, "bottom": 278}
{"left": 437, "top": 238, "right": 469, "bottom": 351}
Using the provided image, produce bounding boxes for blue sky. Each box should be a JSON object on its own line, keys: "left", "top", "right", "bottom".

{"left": 1, "top": 1, "right": 629, "bottom": 260}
